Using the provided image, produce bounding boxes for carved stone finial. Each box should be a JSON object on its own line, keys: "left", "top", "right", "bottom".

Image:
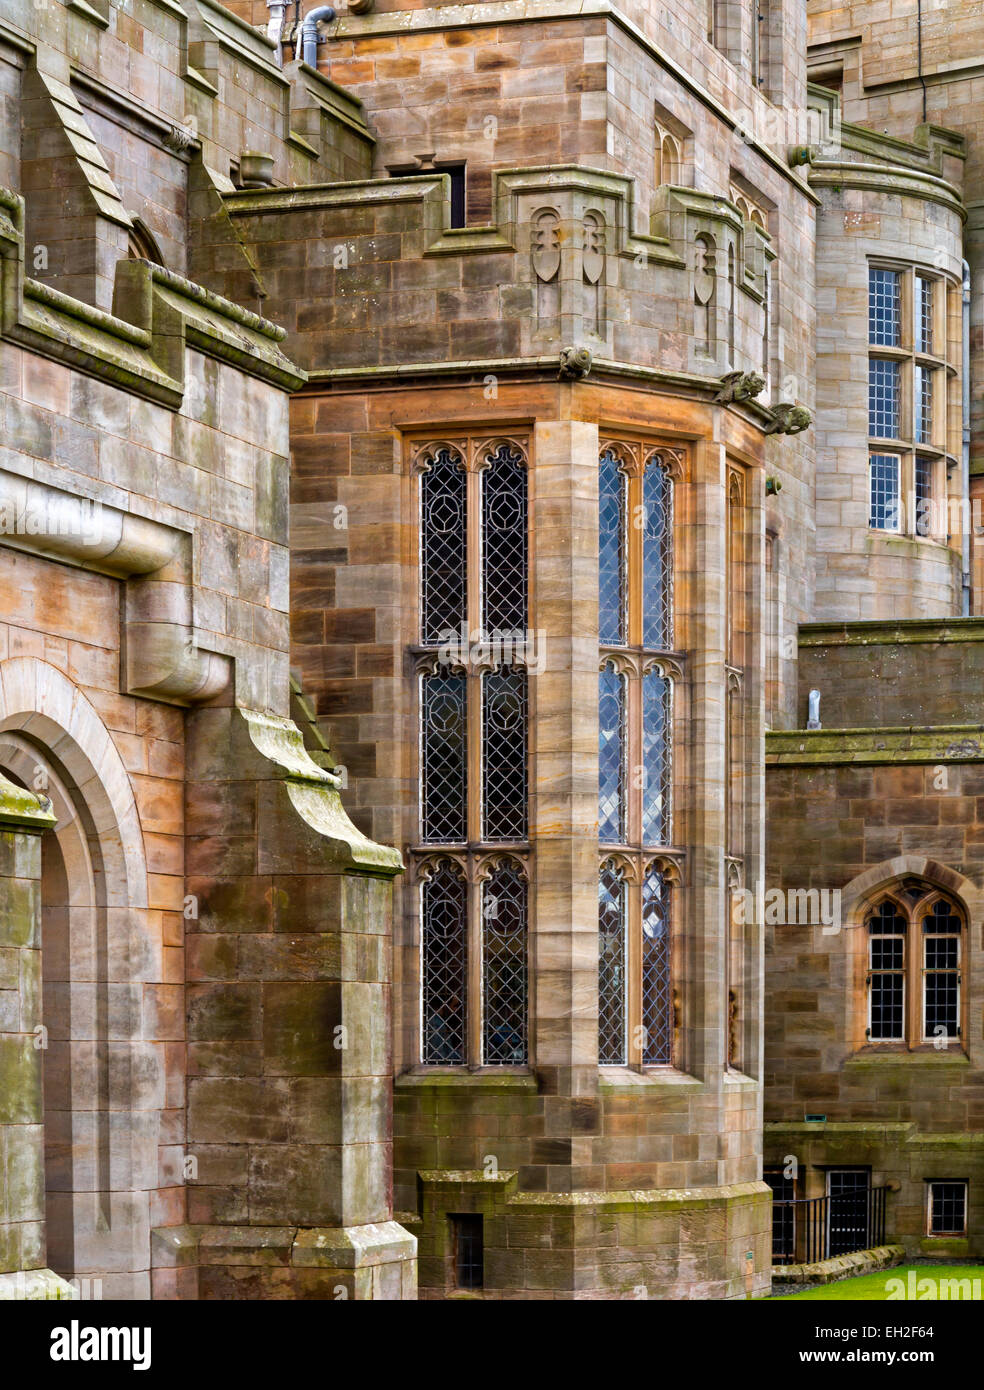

{"left": 714, "top": 370, "right": 766, "bottom": 404}
{"left": 764, "top": 403, "right": 813, "bottom": 435}
{"left": 559, "top": 346, "right": 592, "bottom": 380}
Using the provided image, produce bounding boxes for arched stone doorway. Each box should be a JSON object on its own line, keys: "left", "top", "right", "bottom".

{"left": 0, "top": 658, "right": 159, "bottom": 1299}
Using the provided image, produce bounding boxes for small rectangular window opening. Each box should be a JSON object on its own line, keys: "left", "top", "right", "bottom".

{"left": 451, "top": 1214, "right": 483, "bottom": 1289}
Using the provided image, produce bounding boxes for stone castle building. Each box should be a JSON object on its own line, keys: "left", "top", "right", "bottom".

{"left": 0, "top": 0, "right": 980, "bottom": 1300}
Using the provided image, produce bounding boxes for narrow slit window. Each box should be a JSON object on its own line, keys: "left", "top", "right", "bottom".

{"left": 482, "top": 863, "right": 528, "bottom": 1064}
{"left": 599, "top": 662, "right": 626, "bottom": 844}
{"left": 481, "top": 666, "right": 528, "bottom": 842}
{"left": 598, "top": 861, "right": 627, "bottom": 1065}
{"left": 642, "top": 455, "right": 674, "bottom": 650}
{"left": 481, "top": 443, "right": 528, "bottom": 635}
{"left": 641, "top": 667, "right": 672, "bottom": 845}
{"left": 421, "top": 448, "right": 467, "bottom": 643}
{"left": 422, "top": 861, "right": 468, "bottom": 1064}
{"left": 917, "top": 275, "right": 935, "bottom": 354}
{"left": 642, "top": 864, "right": 672, "bottom": 1064}
{"left": 599, "top": 449, "right": 627, "bottom": 644}
{"left": 451, "top": 1214, "right": 483, "bottom": 1288}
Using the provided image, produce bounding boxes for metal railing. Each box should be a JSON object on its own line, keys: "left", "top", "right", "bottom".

{"left": 772, "top": 1187, "right": 888, "bottom": 1265}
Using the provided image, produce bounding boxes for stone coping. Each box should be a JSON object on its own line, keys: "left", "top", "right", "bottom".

{"left": 151, "top": 1222, "right": 416, "bottom": 1269}
{"left": 772, "top": 1244, "right": 905, "bottom": 1286}
{"left": 396, "top": 1070, "right": 537, "bottom": 1090}
{"left": 416, "top": 1173, "right": 770, "bottom": 1211}
{"left": 799, "top": 616, "right": 984, "bottom": 646}
{"left": 767, "top": 725, "right": 984, "bottom": 766}
{"left": 0, "top": 185, "right": 305, "bottom": 407}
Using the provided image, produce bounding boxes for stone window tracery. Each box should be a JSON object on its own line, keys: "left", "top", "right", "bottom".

{"left": 863, "top": 884, "right": 964, "bottom": 1049}
{"left": 597, "top": 442, "right": 683, "bottom": 1069}
{"left": 414, "top": 437, "right": 532, "bottom": 1067}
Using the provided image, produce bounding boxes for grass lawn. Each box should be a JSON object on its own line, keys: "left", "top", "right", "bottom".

{"left": 774, "top": 1265, "right": 984, "bottom": 1300}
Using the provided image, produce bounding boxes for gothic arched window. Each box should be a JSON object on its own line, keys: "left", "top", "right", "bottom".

{"left": 415, "top": 437, "right": 531, "bottom": 1066}
{"left": 597, "top": 441, "right": 682, "bottom": 1069}
{"left": 864, "top": 884, "right": 964, "bottom": 1048}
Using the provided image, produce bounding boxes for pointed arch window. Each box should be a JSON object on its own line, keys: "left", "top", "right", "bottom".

{"left": 597, "top": 440, "right": 682, "bottom": 1068}
{"left": 598, "top": 860, "right": 627, "bottom": 1065}
{"left": 642, "top": 666, "right": 672, "bottom": 845}
{"left": 482, "top": 862, "right": 529, "bottom": 1064}
{"left": 599, "top": 662, "right": 626, "bottom": 845}
{"left": 414, "top": 436, "right": 532, "bottom": 1067}
{"left": 863, "top": 885, "right": 964, "bottom": 1049}
{"left": 642, "top": 863, "right": 672, "bottom": 1064}
{"left": 422, "top": 859, "right": 469, "bottom": 1064}
{"left": 642, "top": 455, "right": 674, "bottom": 650}
{"left": 599, "top": 447, "right": 627, "bottom": 644}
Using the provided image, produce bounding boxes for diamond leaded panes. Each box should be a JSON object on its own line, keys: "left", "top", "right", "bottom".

{"left": 599, "top": 662, "right": 626, "bottom": 844}
{"left": 482, "top": 665, "right": 528, "bottom": 842}
{"left": 422, "top": 860, "right": 468, "bottom": 1063}
{"left": 421, "top": 666, "right": 467, "bottom": 843}
{"left": 642, "top": 455, "right": 673, "bottom": 650}
{"left": 642, "top": 864, "right": 672, "bottom": 1064}
{"left": 421, "top": 448, "right": 466, "bottom": 644}
{"left": 482, "top": 862, "right": 528, "bottom": 1064}
{"left": 642, "top": 667, "right": 671, "bottom": 845}
{"left": 598, "top": 861, "right": 627, "bottom": 1065}
{"left": 599, "top": 449, "right": 627, "bottom": 644}
{"left": 481, "top": 444, "right": 528, "bottom": 635}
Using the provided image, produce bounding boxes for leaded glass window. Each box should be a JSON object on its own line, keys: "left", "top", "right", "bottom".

{"left": 917, "top": 275, "right": 934, "bottom": 354}
{"left": 482, "top": 443, "right": 528, "bottom": 634}
{"left": 642, "top": 864, "right": 672, "bottom": 1064}
{"left": 923, "top": 900, "right": 961, "bottom": 1040}
{"left": 421, "top": 448, "right": 466, "bottom": 644}
{"left": 414, "top": 436, "right": 531, "bottom": 1067}
{"left": 642, "top": 455, "right": 673, "bottom": 650}
{"left": 599, "top": 662, "right": 626, "bottom": 844}
{"left": 869, "top": 268, "right": 900, "bottom": 347}
{"left": 482, "top": 863, "right": 528, "bottom": 1064}
{"left": 598, "top": 861, "right": 627, "bottom": 1065}
{"left": 482, "top": 665, "right": 528, "bottom": 842}
{"left": 599, "top": 448, "right": 627, "bottom": 644}
{"left": 869, "top": 359, "right": 900, "bottom": 438}
{"left": 915, "top": 364, "right": 933, "bottom": 445}
{"left": 915, "top": 455, "right": 933, "bottom": 534}
{"left": 421, "top": 667, "right": 467, "bottom": 843}
{"left": 863, "top": 888, "right": 965, "bottom": 1050}
{"left": 422, "top": 860, "right": 468, "bottom": 1063}
{"left": 868, "top": 902, "right": 906, "bottom": 1041}
{"left": 866, "top": 265, "right": 956, "bottom": 541}
{"left": 597, "top": 440, "right": 681, "bottom": 1070}
{"left": 642, "top": 667, "right": 671, "bottom": 845}
{"left": 869, "top": 454, "right": 900, "bottom": 532}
